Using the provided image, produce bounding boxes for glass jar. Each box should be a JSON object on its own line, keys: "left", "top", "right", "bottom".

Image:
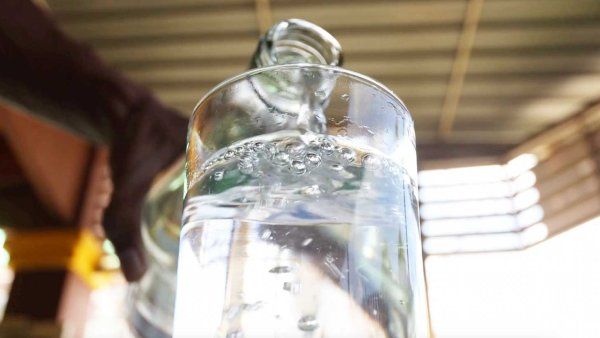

{"left": 174, "top": 64, "right": 428, "bottom": 338}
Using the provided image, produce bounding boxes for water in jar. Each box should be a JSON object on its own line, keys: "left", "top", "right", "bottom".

{"left": 173, "top": 130, "right": 426, "bottom": 338}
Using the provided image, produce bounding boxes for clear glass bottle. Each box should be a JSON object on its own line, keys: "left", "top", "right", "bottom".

{"left": 128, "top": 19, "right": 344, "bottom": 338}
{"left": 174, "top": 30, "right": 428, "bottom": 338}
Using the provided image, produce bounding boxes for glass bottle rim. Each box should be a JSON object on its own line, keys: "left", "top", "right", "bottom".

{"left": 254, "top": 18, "right": 343, "bottom": 67}
{"left": 192, "top": 63, "right": 409, "bottom": 117}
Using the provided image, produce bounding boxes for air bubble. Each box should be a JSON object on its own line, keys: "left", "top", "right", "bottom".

{"left": 305, "top": 153, "right": 322, "bottom": 167}
{"left": 297, "top": 315, "right": 319, "bottom": 331}
{"left": 234, "top": 146, "right": 246, "bottom": 156}
{"left": 273, "top": 152, "right": 291, "bottom": 166}
{"left": 238, "top": 160, "right": 254, "bottom": 175}
{"left": 362, "top": 154, "right": 382, "bottom": 170}
{"left": 269, "top": 266, "right": 292, "bottom": 273}
{"left": 320, "top": 140, "right": 334, "bottom": 154}
{"left": 290, "top": 160, "right": 307, "bottom": 175}
{"left": 308, "top": 138, "right": 322, "bottom": 150}
{"left": 341, "top": 93, "right": 350, "bottom": 101}
{"left": 224, "top": 150, "right": 235, "bottom": 159}
{"left": 338, "top": 128, "right": 348, "bottom": 137}
{"left": 339, "top": 148, "right": 356, "bottom": 163}
{"left": 284, "top": 141, "right": 305, "bottom": 158}
{"left": 261, "top": 229, "right": 272, "bottom": 240}
{"left": 213, "top": 171, "right": 224, "bottom": 181}
{"left": 330, "top": 163, "right": 343, "bottom": 171}
{"left": 252, "top": 142, "right": 265, "bottom": 151}
{"left": 283, "top": 282, "right": 301, "bottom": 294}
{"left": 262, "top": 143, "right": 277, "bottom": 158}
{"left": 301, "top": 185, "right": 321, "bottom": 196}
{"left": 240, "top": 154, "right": 258, "bottom": 165}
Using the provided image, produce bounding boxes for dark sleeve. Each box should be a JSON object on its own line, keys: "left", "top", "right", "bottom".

{"left": 0, "top": 0, "right": 189, "bottom": 281}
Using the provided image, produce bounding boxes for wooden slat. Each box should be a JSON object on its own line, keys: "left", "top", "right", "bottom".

{"left": 505, "top": 102, "right": 600, "bottom": 160}
{"left": 461, "top": 74, "right": 600, "bottom": 98}
{"left": 95, "top": 29, "right": 461, "bottom": 64}
{"left": 126, "top": 64, "right": 245, "bottom": 84}
{"left": 544, "top": 194, "right": 600, "bottom": 236}
{"left": 125, "top": 57, "right": 452, "bottom": 83}
{"left": 474, "top": 23, "right": 600, "bottom": 50}
{"left": 89, "top": 26, "right": 600, "bottom": 69}
{"left": 271, "top": 1, "right": 465, "bottom": 28}
{"left": 481, "top": 0, "right": 600, "bottom": 23}
{"left": 536, "top": 158, "right": 596, "bottom": 199}
{"left": 103, "top": 45, "right": 600, "bottom": 70}
{"left": 58, "top": 8, "right": 258, "bottom": 41}
{"left": 533, "top": 139, "right": 590, "bottom": 180}
{"left": 454, "top": 97, "right": 587, "bottom": 121}
{"left": 417, "top": 143, "right": 511, "bottom": 163}
{"left": 49, "top": 0, "right": 252, "bottom": 13}
{"left": 468, "top": 53, "right": 600, "bottom": 75}
{"left": 137, "top": 74, "right": 600, "bottom": 105}
{"left": 51, "top": 0, "right": 600, "bottom": 27}
{"left": 451, "top": 119, "right": 550, "bottom": 135}
{"left": 416, "top": 129, "right": 531, "bottom": 145}
{"left": 53, "top": 1, "right": 465, "bottom": 27}
{"left": 120, "top": 53, "right": 600, "bottom": 88}
{"left": 539, "top": 174, "right": 600, "bottom": 218}
{"left": 96, "top": 38, "right": 258, "bottom": 64}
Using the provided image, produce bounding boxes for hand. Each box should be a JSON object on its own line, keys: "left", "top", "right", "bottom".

{"left": 104, "top": 95, "right": 187, "bottom": 281}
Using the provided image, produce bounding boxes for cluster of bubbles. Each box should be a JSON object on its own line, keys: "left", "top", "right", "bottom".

{"left": 222, "top": 254, "right": 322, "bottom": 335}
{"left": 198, "top": 135, "right": 386, "bottom": 182}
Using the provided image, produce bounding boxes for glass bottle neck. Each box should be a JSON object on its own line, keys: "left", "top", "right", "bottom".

{"left": 251, "top": 19, "right": 343, "bottom": 68}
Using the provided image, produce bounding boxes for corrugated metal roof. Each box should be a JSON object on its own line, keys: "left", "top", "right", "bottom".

{"left": 47, "top": 0, "right": 600, "bottom": 159}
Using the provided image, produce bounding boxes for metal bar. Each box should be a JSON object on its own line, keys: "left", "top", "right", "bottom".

{"left": 438, "top": 0, "right": 484, "bottom": 136}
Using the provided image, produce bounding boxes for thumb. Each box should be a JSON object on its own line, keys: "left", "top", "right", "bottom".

{"left": 103, "top": 202, "right": 148, "bottom": 282}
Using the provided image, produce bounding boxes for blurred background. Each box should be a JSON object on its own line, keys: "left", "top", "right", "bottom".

{"left": 0, "top": 0, "right": 599, "bottom": 337}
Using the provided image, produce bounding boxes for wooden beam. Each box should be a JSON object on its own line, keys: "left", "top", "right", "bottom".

{"left": 505, "top": 100, "right": 600, "bottom": 160}
{"left": 438, "top": 0, "right": 484, "bottom": 137}
{"left": 417, "top": 142, "right": 511, "bottom": 163}
{"left": 254, "top": 0, "right": 272, "bottom": 35}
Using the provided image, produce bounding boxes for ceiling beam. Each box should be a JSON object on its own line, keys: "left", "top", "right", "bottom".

{"left": 438, "top": 0, "right": 484, "bottom": 137}
{"left": 255, "top": 0, "right": 273, "bottom": 35}
{"left": 417, "top": 142, "right": 511, "bottom": 164}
